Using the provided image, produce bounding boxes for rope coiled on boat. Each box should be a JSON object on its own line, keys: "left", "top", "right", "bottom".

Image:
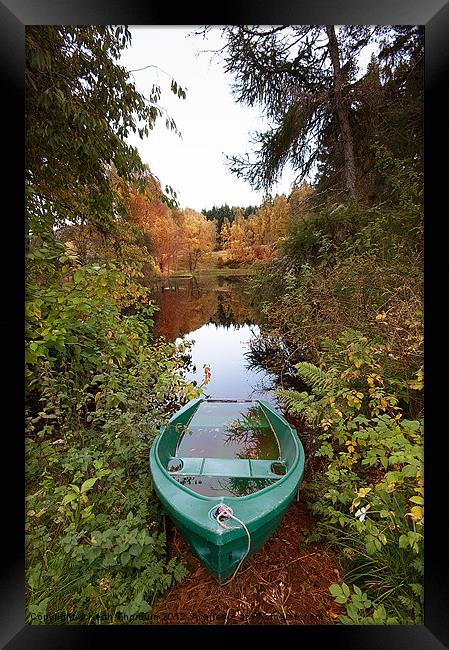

{"left": 215, "top": 504, "right": 251, "bottom": 585}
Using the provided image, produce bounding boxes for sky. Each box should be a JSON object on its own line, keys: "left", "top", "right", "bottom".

{"left": 118, "top": 26, "right": 377, "bottom": 213}
{"left": 119, "top": 26, "right": 298, "bottom": 212}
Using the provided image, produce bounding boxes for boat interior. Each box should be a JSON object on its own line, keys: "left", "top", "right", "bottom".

{"left": 157, "top": 400, "right": 297, "bottom": 497}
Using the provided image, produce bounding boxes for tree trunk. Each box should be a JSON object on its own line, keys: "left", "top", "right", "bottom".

{"left": 326, "top": 25, "right": 358, "bottom": 201}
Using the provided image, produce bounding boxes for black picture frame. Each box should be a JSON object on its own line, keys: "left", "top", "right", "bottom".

{"left": 2, "top": 0, "right": 446, "bottom": 647}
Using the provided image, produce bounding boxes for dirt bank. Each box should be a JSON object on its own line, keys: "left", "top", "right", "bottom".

{"left": 154, "top": 499, "right": 343, "bottom": 625}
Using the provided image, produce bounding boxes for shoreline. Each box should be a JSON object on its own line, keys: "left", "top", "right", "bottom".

{"left": 166, "top": 267, "right": 257, "bottom": 278}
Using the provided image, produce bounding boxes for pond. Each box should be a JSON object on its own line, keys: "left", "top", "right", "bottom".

{"left": 150, "top": 274, "right": 279, "bottom": 406}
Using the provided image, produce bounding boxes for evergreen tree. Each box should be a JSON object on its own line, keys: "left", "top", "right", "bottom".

{"left": 314, "top": 26, "right": 423, "bottom": 205}
{"left": 201, "top": 25, "right": 423, "bottom": 205}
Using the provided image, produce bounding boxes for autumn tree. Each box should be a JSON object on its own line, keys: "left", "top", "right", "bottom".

{"left": 178, "top": 209, "right": 216, "bottom": 272}
{"left": 125, "top": 173, "right": 177, "bottom": 274}
{"left": 201, "top": 204, "right": 233, "bottom": 246}
{"left": 202, "top": 203, "right": 258, "bottom": 248}
{"left": 147, "top": 206, "right": 177, "bottom": 274}
{"left": 220, "top": 210, "right": 254, "bottom": 263}
{"left": 252, "top": 195, "right": 290, "bottom": 246}
{"left": 126, "top": 181, "right": 219, "bottom": 275}
{"left": 26, "top": 26, "right": 185, "bottom": 248}
{"left": 219, "top": 218, "right": 232, "bottom": 255}
{"left": 219, "top": 195, "right": 293, "bottom": 264}
{"left": 170, "top": 208, "right": 188, "bottom": 272}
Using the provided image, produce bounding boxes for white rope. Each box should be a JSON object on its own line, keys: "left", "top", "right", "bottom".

{"left": 215, "top": 504, "right": 251, "bottom": 585}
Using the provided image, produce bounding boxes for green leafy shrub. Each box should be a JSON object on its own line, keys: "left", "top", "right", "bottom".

{"left": 284, "top": 203, "right": 374, "bottom": 268}
{"left": 277, "top": 329, "right": 423, "bottom": 624}
{"left": 25, "top": 254, "right": 206, "bottom": 623}
{"left": 250, "top": 218, "right": 422, "bottom": 407}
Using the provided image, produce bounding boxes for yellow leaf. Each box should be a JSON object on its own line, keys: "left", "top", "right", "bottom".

{"left": 408, "top": 506, "right": 423, "bottom": 521}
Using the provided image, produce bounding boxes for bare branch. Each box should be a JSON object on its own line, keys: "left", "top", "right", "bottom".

{"left": 239, "top": 26, "right": 290, "bottom": 38}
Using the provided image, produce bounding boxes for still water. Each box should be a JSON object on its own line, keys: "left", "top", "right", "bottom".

{"left": 150, "top": 274, "right": 283, "bottom": 497}
{"left": 170, "top": 399, "right": 282, "bottom": 497}
{"left": 175, "top": 400, "right": 280, "bottom": 460}
{"left": 151, "top": 274, "right": 279, "bottom": 406}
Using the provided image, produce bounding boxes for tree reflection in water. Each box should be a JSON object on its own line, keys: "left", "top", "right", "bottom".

{"left": 150, "top": 272, "right": 281, "bottom": 409}
{"left": 222, "top": 407, "right": 279, "bottom": 460}
{"left": 175, "top": 406, "right": 279, "bottom": 460}
{"left": 173, "top": 474, "right": 278, "bottom": 497}
{"left": 149, "top": 275, "right": 259, "bottom": 342}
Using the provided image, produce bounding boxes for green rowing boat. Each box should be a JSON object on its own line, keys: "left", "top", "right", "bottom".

{"left": 149, "top": 397, "right": 305, "bottom": 583}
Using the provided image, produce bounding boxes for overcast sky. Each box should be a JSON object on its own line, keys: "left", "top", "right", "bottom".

{"left": 119, "top": 26, "right": 298, "bottom": 212}
{"left": 119, "top": 26, "right": 377, "bottom": 213}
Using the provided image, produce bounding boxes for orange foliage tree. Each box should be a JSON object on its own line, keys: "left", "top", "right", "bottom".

{"left": 220, "top": 209, "right": 254, "bottom": 263}
{"left": 222, "top": 195, "right": 291, "bottom": 264}
{"left": 126, "top": 175, "right": 216, "bottom": 274}
{"left": 178, "top": 208, "right": 216, "bottom": 272}
{"left": 220, "top": 187, "right": 313, "bottom": 265}
{"left": 126, "top": 173, "right": 174, "bottom": 273}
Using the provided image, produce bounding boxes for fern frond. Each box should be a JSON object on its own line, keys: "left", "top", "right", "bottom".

{"left": 276, "top": 388, "right": 324, "bottom": 425}
{"left": 294, "top": 361, "right": 335, "bottom": 396}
